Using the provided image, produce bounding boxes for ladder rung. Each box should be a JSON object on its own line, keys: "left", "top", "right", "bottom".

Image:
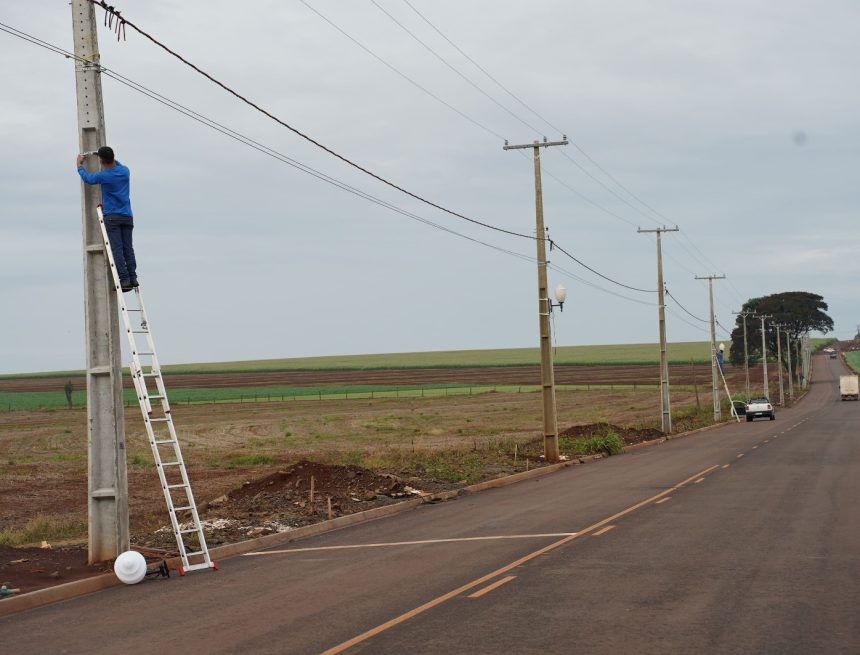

{"left": 180, "top": 528, "right": 199, "bottom": 534}
{"left": 167, "top": 483, "right": 188, "bottom": 489}
{"left": 142, "top": 373, "right": 161, "bottom": 378}
{"left": 125, "top": 309, "right": 142, "bottom": 312}
{"left": 136, "top": 352, "right": 155, "bottom": 356}
{"left": 154, "top": 439, "right": 176, "bottom": 445}
{"left": 182, "top": 562, "right": 214, "bottom": 573}
{"left": 184, "top": 551, "right": 206, "bottom": 558}
{"left": 132, "top": 330, "right": 150, "bottom": 334}
{"left": 149, "top": 419, "right": 171, "bottom": 424}
{"left": 161, "top": 461, "right": 181, "bottom": 467}
{"left": 173, "top": 505, "right": 193, "bottom": 511}
{"left": 149, "top": 395, "right": 166, "bottom": 400}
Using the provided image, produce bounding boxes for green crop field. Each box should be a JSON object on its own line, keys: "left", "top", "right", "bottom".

{"left": 0, "top": 338, "right": 834, "bottom": 380}
{"left": 845, "top": 352, "right": 860, "bottom": 374}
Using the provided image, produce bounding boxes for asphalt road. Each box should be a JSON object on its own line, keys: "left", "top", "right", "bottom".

{"left": 3, "top": 355, "right": 858, "bottom": 654}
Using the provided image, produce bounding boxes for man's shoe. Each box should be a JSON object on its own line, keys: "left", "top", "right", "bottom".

{"left": 131, "top": 278, "right": 139, "bottom": 288}
{"left": 120, "top": 280, "right": 133, "bottom": 292}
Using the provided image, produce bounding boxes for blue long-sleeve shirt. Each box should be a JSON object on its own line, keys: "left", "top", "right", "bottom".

{"left": 77, "top": 161, "right": 133, "bottom": 217}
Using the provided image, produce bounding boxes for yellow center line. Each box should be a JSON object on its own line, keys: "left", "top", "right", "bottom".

{"left": 320, "top": 464, "right": 719, "bottom": 655}
{"left": 468, "top": 575, "right": 516, "bottom": 599}
{"left": 737, "top": 454, "right": 744, "bottom": 458}
{"left": 694, "top": 478, "right": 705, "bottom": 484}
{"left": 721, "top": 464, "right": 730, "bottom": 469}
{"left": 753, "top": 445, "right": 759, "bottom": 449}
{"left": 655, "top": 497, "right": 671, "bottom": 504}
{"left": 592, "top": 525, "right": 616, "bottom": 536}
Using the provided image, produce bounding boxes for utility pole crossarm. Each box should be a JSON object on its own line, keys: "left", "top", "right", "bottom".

{"left": 503, "top": 137, "right": 569, "bottom": 150}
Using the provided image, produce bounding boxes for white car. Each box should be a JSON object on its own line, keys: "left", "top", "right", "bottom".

{"left": 745, "top": 397, "right": 775, "bottom": 421}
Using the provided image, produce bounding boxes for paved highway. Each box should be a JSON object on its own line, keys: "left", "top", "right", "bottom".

{"left": 3, "top": 354, "right": 857, "bottom": 654}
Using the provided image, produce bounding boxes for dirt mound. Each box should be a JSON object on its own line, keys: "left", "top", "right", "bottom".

{"left": 144, "top": 461, "right": 427, "bottom": 548}
{"left": 560, "top": 422, "right": 662, "bottom": 445}
{"left": 223, "top": 460, "right": 409, "bottom": 506}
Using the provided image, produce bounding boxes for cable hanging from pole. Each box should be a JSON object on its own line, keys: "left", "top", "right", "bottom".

{"left": 664, "top": 287, "right": 709, "bottom": 323}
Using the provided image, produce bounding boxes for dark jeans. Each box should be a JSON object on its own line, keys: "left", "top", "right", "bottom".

{"left": 104, "top": 214, "right": 137, "bottom": 283}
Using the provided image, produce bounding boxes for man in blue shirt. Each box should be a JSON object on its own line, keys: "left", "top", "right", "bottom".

{"left": 76, "top": 146, "right": 137, "bottom": 292}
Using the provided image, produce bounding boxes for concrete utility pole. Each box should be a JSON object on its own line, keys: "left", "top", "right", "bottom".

{"left": 785, "top": 330, "right": 794, "bottom": 402}
{"left": 504, "top": 137, "right": 568, "bottom": 463}
{"left": 695, "top": 275, "right": 725, "bottom": 422}
{"left": 638, "top": 226, "right": 678, "bottom": 433}
{"left": 774, "top": 324, "right": 785, "bottom": 405}
{"left": 733, "top": 310, "right": 754, "bottom": 401}
{"left": 759, "top": 314, "right": 772, "bottom": 399}
{"left": 71, "top": 0, "right": 129, "bottom": 563}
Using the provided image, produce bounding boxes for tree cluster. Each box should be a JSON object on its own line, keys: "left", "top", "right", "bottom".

{"left": 728, "top": 291, "right": 833, "bottom": 368}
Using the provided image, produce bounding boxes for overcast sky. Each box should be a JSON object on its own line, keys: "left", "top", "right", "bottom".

{"left": 1, "top": 1, "right": 857, "bottom": 374}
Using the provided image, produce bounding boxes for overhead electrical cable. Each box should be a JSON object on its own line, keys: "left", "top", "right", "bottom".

{"left": 81, "top": 0, "right": 535, "bottom": 242}
{"left": 369, "top": 0, "right": 544, "bottom": 136}
{"left": 549, "top": 241, "right": 656, "bottom": 293}
{"left": 0, "top": 16, "right": 696, "bottom": 313}
{"left": 0, "top": 22, "right": 538, "bottom": 267}
{"left": 664, "top": 288, "right": 709, "bottom": 323}
{"left": 665, "top": 307, "right": 710, "bottom": 335}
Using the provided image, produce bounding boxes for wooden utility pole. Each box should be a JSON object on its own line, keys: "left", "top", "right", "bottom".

{"left": 695, "top": 275, "right": 725, "bottom": 422}
{"left": 71, "top": 0, "right": 129, "bottom": 563}
{"left": 733, "top": 310, "right": 756, "bottom": 401}
{"left": 759, "top": 314, "right": 772, "bottom": 398}
{"left": 638, "top": 226, "right": 678, "bottom": 433}
{"left": 774, "top": 324, "right": 785, "bottom": 405}
{"left": 503, "top": 137, "right": 568, "bottom": 462}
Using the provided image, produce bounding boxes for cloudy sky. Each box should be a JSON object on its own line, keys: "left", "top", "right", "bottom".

{"left": 1, "top": 1, "right": 857, "bottom": 374}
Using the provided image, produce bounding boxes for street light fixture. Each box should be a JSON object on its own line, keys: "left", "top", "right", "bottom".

{"left": 549, "top": 284, "right": 567, "bottom": 313}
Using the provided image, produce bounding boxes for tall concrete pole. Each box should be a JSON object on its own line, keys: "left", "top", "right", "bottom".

{"left": 71, "top": 0, "right": 129, "bottom": 563}
{"left": 774, "top": 324, "right": 785, "bottom": 405}
{"left": 504, "top": 137, "right": 568, "bottom": 462}
{"left": 759, "top": 314, "right": 772, "bottom": 399}
{"left": 696, "top": 275, "right": 725, "bottom": 421}
{"left": 734, "top": 310, "right": 752, "bottom": 400}
{"left": 785, "top": 331, "right": 794, "bottom": 401}
{"left": 638, "top": 226, "right": 679, "bottom": 433}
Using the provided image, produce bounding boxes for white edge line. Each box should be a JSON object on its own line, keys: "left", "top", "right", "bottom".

{"left": 243, "top": 533, "right": 579, "bottom": 556}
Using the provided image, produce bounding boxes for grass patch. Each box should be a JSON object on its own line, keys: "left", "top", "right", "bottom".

{"left": 845, "top": 351, "right": 860, "bottom": 374}
{"left": 0, "top": 514, "right": 87, "bottom": 547}
{"left": 560, "top": 431, "right": 625, "bottom": 457}
{"left": 219, "top": 454, "right": 275, "bottom": 469}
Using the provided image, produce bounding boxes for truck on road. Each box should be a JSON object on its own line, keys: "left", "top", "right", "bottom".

{"left": 745, "top": 397, "right": 775, "bottom": 421}
{"left": 840, "top": 375, "right": 859, "bottom": 401}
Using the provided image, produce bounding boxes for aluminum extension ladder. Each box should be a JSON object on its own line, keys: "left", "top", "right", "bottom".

{"left": 97, "top": 206, "right": 216, "bottom": 575}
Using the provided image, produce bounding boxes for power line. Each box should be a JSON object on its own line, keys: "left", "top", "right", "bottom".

{"left": 548, "top": 263, "right": 655, "bottom": 308}
{"left": 82, "top": 0, "right": 535, "bottom": 242}
{"left": 370, "top": 0, "right": 544, "bottom": 136}
{"left": 402, "top": 0, "right": 561, "bottom": 136}
{"left": 664, "top": 288, "right": 708, "bottom": 323}
{"left": 665, "top": 306, "right": 710, "bottom": 335}
{"left": 1, "top": 14, "right": 699, "bottom": 314}
{"left": 0, "top": 22, "right": 539, "bottom": 267}
{"left": 550, "top": 241, "right": 656, "bottom": 293}
{"left": 4, "top": 20, "right": 661, "bottom": 307}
